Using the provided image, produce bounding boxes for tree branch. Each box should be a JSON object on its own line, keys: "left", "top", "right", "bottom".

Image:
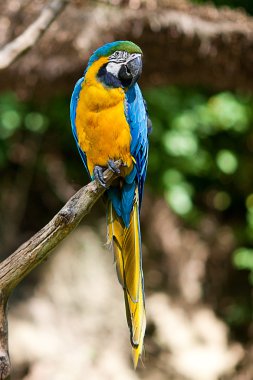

{"left": 0, "top": 0, "right": 69, "bottom": 70}
{"left": 0, "top": 161, "right": 122, "bottom": 379}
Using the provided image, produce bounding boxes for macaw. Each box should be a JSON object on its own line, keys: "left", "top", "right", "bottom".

{"left": 70, "top": 41, "right": 150, "bottom": 367}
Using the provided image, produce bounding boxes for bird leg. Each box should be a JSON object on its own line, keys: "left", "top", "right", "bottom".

{"left": 108, "top": 159, "right": 121, "bottom": 174}
{"left": 94, "top": 165, "right": 107, "bottom": 188}
{"left": 94, "top": 160, "right": 121, "bottom": 188}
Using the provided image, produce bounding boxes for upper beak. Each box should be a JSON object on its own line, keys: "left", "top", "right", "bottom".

{"left": 118, "top": 54, "right": 143, "bottom": 88}
{"left": 126, "top": 55, "right": 142, "bottom": 86}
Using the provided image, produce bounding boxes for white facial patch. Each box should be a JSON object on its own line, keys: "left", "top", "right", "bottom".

{"left": 110, "top": 51, "right": 129, "bottom": 63}
{"left": 106, "top": 61, "right": 122, "bottom": 77}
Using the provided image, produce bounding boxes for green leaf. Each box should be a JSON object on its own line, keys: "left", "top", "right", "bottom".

{"left": 233, "top": 248, "right": 253, "bottom": 271}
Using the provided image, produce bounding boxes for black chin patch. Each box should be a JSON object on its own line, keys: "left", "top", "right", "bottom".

{"left": 97, "top": 64, "right": 121, "bottom": 88}
{"left": 118, "top": 64, "right": 133, "bottom": 88}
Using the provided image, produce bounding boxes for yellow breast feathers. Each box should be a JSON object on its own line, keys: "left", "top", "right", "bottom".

{"left": 75, "top": 57, "right": 133, "bottom": 175}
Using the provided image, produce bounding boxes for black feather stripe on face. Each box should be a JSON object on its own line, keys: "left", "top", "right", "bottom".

{"left": 97, "top": 64, "right": 122, "bottom": 88}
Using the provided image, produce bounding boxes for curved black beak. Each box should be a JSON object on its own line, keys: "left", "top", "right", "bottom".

{"left": 127, "top": 55, "right": 142, "bottom": 85}
{"left": 118, "top": 55, "right": 142, "bottom": 88}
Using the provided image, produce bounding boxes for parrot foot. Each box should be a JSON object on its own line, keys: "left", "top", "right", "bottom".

{"left": 94, "top": 165, "right": 107, "bottom": 188}
{"left": 108, "top": 159, "right": 121, "bottom": 174}
{"left": 94, "top": 160, "right": 121, "bottom": 188}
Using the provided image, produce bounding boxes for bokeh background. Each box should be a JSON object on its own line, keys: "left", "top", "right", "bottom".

{"left": 1, "top": 0, "right": 253, "bottom": 379}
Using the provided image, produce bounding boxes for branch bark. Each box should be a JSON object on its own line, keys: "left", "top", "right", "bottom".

{"left": 0, "top": 0, "right": 69, "bottom": 70}
{"left": 0, "top": 161, "right": 122, "bottom": 379}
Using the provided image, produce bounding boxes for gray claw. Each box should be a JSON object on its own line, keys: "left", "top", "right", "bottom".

{"left": 108, "top": 159, "right": 121, "bottom": 174}
{"left": 94, "top": 165, "right": 107, "bottom": 188}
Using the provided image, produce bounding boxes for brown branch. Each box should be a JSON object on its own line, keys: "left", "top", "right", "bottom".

{"left": 0, "top": 0, "right": 70, "bottom": 70}
{"left": 0, "top": 161, "right": 122, "bottom": 379}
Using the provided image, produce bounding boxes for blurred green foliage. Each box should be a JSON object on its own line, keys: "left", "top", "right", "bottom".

{"left": 0, "top": 92, "right": 84, "bottom": 179}
{"left": 144, "top": 87, "right": 253, "bottom": 285}
{"left": 0, "top": 93, "right": 48, "bottom": 164}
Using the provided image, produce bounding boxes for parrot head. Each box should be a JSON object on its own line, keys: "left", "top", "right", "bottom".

{"left": 86, "top": 41, "right": 143, "bottom": 89}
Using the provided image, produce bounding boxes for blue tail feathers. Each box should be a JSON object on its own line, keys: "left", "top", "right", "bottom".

{"left": 107, "top": 168, "right": 137, "bottom": 227}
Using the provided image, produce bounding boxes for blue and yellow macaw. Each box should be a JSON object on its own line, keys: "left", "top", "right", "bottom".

{"left": 70, "top": 41, "right": 150, "bottom": 367}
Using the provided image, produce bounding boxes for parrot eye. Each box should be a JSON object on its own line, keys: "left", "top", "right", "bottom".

{"left": 110, "top": 51, "right": 127, "bottom": 62}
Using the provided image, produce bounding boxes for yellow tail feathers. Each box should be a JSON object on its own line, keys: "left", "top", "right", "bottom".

{"left": 107, "top": 191, "right": 146, "bottom": 368}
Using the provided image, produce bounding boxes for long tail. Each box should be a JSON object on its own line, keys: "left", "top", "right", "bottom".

{"left": 107, "top": 189, "right": 146, "bottom": 368}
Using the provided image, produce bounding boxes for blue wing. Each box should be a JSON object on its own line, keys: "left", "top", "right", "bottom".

{"left": 125, "top": 84, "right": 149, "bottom": 206}
{"left": 70, "top": 77, "right": 90, "bottom": 178}
{"left": 108, "top": 83, "right": 149, "bottom": 226}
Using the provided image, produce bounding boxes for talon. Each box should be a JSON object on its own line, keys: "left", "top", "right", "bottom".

{"left": 94, "top": 165, "right": 107, "bottom": 188}
{"left": 108, "top": 159, "right": 121, "bottom": 174}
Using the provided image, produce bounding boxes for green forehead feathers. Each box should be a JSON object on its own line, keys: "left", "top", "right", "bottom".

{"left": 106, "top": 41, "right": 142, "bottom": 55}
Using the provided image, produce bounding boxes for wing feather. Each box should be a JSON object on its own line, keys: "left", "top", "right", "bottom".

{"left": 125, "top": 84, "right": 149, "bottom": 205}
{"left": 70, "top": 77, "right": 90, "bottom": 176}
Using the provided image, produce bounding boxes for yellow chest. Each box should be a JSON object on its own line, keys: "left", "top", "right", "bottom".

{"left": 75, "top": 58, "right": 132, "bottom": 175}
